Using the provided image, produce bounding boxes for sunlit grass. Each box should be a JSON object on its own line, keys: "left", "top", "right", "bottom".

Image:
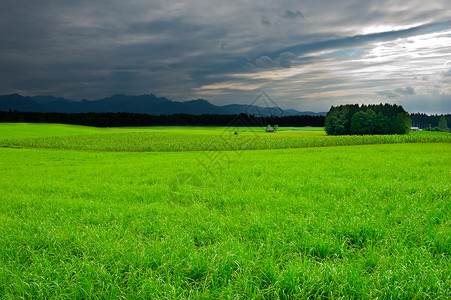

{"left": 0, "top": 143, "right": 450, "bottom": 298}
{"left": 0, "top": 122, "right": 124, "bottom": 139}
{"left": 0, "top": 123, "right": 450, "bottom": 298}
{"left": 1, "top": 124, "right": 449, "bottom": 152}
{"left": 2, "top": 133, "right": 449, "bottom": 152}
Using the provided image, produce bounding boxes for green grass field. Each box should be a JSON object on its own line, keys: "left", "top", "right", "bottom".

{"left": 0, "top": 123, "right": 450, "bottom": 298}
{"left": 1, "top": 123, "right": 449, "bottom": 152}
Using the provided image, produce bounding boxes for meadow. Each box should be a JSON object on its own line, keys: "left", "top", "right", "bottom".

{"left": 1, "top": 123, "right": 449, "bottom": 152}
{"left": 0, "top": 123, "right": 450, "bottom": 299}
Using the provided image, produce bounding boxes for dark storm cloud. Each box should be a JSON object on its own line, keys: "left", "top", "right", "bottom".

{"left": 0, "top": 0, "right": 234, "bottom": 99}
{"left": 1, "top": 0, "right": 450, "bottom": 113}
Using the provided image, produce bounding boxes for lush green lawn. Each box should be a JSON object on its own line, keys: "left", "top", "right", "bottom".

{"left": 1, "top": 140, "right": 450, "bottom": 298}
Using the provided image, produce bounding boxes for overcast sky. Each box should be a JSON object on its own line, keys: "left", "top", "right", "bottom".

{"left": 1, "top": 0, "right": 451, "bottom": 113}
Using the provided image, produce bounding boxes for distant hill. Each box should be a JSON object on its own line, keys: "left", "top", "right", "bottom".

{"left": 0, "top": 93, "right": 327, "bottom": 117}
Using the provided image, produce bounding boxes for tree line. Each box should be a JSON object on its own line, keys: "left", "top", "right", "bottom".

{"left": 410, "top": 113, "right": 451, "bottom": 130}
{"left": 0, "top": 111, "right": 325, "bottom": 127}
{"left": 1, "top": 109, "right": 449, "bottom": 131}
{"left": 325, "top": 104, "right": 412, "bottom": 135}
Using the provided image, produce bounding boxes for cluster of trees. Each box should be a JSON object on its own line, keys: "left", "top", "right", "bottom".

{"left": 0, "top": 111, "right": 325, "bottom": 127}
{"left": 325, "top": 104, "right": 411, "bottom": 135}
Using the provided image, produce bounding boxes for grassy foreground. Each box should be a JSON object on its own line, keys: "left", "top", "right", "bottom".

{"left": 0, "top": 140, "right": 450, "bottom": 298}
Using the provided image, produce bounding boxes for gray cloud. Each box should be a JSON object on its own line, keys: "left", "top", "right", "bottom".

{"left": 377, "top": 91, "right": 399, "bottom": 98}
{"left": 0, "top": 0, "right": 450, "bottom": 113}
{"left": 394, "top": 87, "right": 415, "bottom": 95}
{"left": 282, "top": 10, "right": 305, "bottom": 20}
{"left": 251, "top": 52, "right": 298, "bottom": 69}
{"left": 397, "top": 93, "right": 451, "bottom": 114}
{"left": 253, "top": 56, "right": 277, "bottom": 68}
{"left": 261, "top": 16, "right": 271, "bottom": 26}
{"left": 261, "top": 9, "right": 305, "bottom": 28}
{"left": 278, "top": 52, "right": 298, "bottom": 68}
{"left": 378, "top": 87, "right": 415, "bottom": 98}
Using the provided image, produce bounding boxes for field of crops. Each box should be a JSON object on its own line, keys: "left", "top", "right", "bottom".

{"left": 0, "top": 123, "right": 450, "bottom": 298}
{"left": 1, "top": 123, "right": 450, "bottom": 152}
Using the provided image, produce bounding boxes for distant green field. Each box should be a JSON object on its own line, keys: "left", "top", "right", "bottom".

{"left": 121, "top": 126, "right": 327, "bottom": 136}
{"left": 0, "top": 123, "right": 326, "bottom": 138}
{"left": 1, "top": 123, "right": 449, "bottom": 152}
{"left": 0, "top": 123, "right": 450, "bottom": 298}
{"left": 0, "top": 123, "right": 124, "bottom": 139}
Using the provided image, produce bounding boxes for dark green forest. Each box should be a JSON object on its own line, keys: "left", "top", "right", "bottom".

{"left": 410, "top": 113, "right": 451, "bottom": 130}
{"left": 1, "top": 110, "right": 449, "bottom": 130}
{"left": 0, "top": 111, "right": 325, "bottom": 127}
{"left": 325, "top": 104, "right": 412, "bottom": 135}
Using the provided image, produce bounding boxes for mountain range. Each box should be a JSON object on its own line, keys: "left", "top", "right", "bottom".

{"left": 0, "top": 93, "right": 326, "bottom": 117}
